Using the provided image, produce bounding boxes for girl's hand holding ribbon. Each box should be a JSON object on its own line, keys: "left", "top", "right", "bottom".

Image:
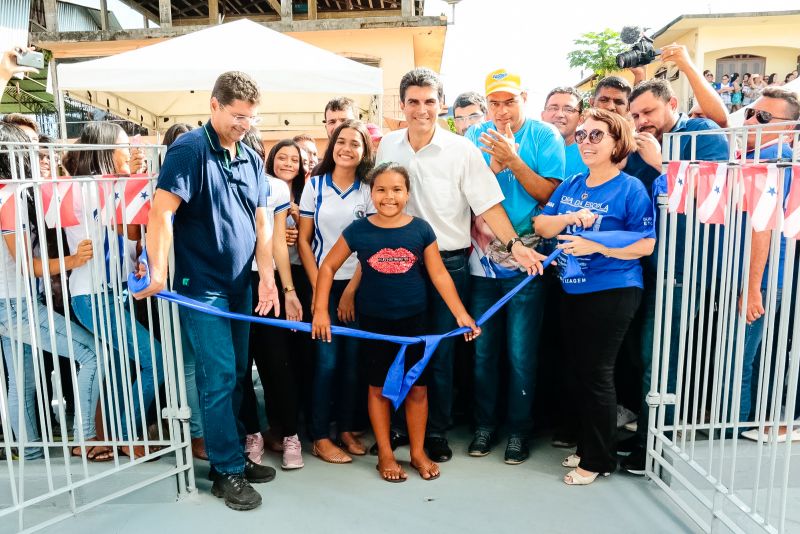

{"left": 311, "top": 310, "right": 332, "bottom": 343}
{"left": 456, "top": 314, "right": 481, "bottom": 342}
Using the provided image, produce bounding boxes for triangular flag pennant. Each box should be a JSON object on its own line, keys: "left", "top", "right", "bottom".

{"left": 667, "top": 161, "right": 692, "bottom": 214}
{"left": 746, "top": 163, "right": 782, "bottom": 232}
{"left": 0, "top": 183, "right": 18, "bottom": 231}
{"left": 784, "top": 165, "right": 800, "bottom": 240}
{"left": 40, "top": 180, "right": 80, "bottom": 228}
{"left": 696, "top": 162, "right": 728, "bottom": 225}
{"left": 114, "top": 174, "right": 152, "bottom": 225}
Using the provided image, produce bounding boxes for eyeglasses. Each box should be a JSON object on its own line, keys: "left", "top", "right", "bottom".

{"left": 544, "top": 105, "right": 579, "bottom": 115}
{"left": 453, "top": 112, "right": 484, "bottom": 123}
{"left": 574, "top": 128, "right": 612, "bottom": 144}
{"left": 221, "top": 105, "right": 261, "bottom": 126}
{"left": 744, "top": 107, "right": 793, "bottom": 124}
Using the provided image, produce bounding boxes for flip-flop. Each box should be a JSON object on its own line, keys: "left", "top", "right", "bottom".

{"left": 410, "top": 461, "right": 440, "bottom": 481}
{"left": 376, "top": 463, "right": 407, "bottom": 483}
{"left": 87, "top": 446, "right": 115, "bottom": 462}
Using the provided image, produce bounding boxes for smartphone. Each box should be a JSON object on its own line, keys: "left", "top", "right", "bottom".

{"left": 15, "top": 49, "right": 44, "bottom": 70}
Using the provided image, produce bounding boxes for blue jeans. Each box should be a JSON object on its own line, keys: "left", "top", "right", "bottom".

{"left": 425, "top": 251, "right": 470, "bottom": 438}
{"left": 310, "top": 279, "right": 360, "bottom": 440}
{"left": 739, "top": 288, "right": 782, "bottom": 424}
{"left": 183, "top": 344, "right": 203, "bottom": 438}
{"left": 72, "top": 291, "right": 165, "bottom": 440}
{"left": 471, "top": 274, "right": 545, "bottom": 436}
{"left": 179, "top": 289, "right": 251, "bottom": 475}
{"left": 0, "top": 298, "right": 100, "bottom": 459}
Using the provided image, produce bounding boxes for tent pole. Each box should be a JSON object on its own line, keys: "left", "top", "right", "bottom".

{"left": 51, "top": 59, "right": 68, "bottom": 140}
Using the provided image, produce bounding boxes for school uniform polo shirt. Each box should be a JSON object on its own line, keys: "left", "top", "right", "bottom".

{"left": 299, "top": 173, "right": 373, "bottom": 280}
{"left": 157, "top": 122, "right": 269, "bottom": 296}
{"left": 376, "top": 125, "right": 503, "bottom": 252}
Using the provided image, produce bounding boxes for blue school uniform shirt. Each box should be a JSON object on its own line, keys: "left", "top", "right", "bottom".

{"left": 542, "top": 171, "right": 655, "bottom": 294}
{"left": 342, "top": 216, "right": 437, "bottom": 320}
{"left": 157, "top": 122, "right": 269, "bottom": 295}
{"left": 564, "top": 143, "right": 588, "bottom": 181}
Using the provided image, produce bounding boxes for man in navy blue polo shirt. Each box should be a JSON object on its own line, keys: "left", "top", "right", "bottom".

{"left": 620, "top": 78, "right": 730, "bottom": 474}
{"left": 134, "top": 71, "right": 280, "bottom": 510}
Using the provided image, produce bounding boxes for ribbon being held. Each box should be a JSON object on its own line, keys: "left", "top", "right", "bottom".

{"left": 129, "top": 229, "right": 651, "bottom": 408}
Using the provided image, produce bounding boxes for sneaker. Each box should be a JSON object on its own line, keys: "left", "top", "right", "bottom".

{"left": 209, "top": 458, "right": 276, "bottom": 484}
{"left": 504, "top": 436, "right": 529, "bottom": 465}
{"left": 424, "top": 437, "right": 453, "bottom": 462}
{"left": 245, "top": 433, "right": 264, "bottom": 464}
{"left": 468, "top": 430, "right": 495, "bottom": 457}
{"left": 616, "top": 405, "right": 638, "bottom": 428}
{"left": 282, "top": 434, "right": 304, "bottom": 470}
{"left": 211, "top": 472, "right": 262, "bottom": 511}
{"left": 369, "top": 431, "right": 409, "bottom": 456}
{"left": 621, "top": 446, "right": 646, "bottom": 475}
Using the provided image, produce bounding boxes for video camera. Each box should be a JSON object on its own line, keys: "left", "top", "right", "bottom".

{"left": 615, "top": 26, "right": 660, "bottom": 69}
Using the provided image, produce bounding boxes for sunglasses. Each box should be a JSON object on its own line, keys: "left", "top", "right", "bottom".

{"left": 574, "top": 129, "right": 611, "bottom": 144}
{"left": 744, "top": 107, "right": 793, "bottom": 124}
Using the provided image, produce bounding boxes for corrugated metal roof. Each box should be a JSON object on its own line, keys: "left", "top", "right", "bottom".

{"left": 0, "top": 0, "right": 32, "bottom": 49}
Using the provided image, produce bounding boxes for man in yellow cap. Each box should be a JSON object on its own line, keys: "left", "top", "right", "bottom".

{"left": 464, "top": 68, "right": 565, "bottom": 465}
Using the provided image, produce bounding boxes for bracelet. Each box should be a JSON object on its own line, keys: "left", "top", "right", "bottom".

{"left": 283, "top": 285, "right": 295, "bottom": 294}
{"left": 505, "top": 236, "right": 523, "bottom": 253}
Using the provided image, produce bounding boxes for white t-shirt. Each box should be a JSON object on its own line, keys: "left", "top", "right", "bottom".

{"left": 299, "top": 173, "right": 373, "bottom": 280}
{"left": 65, "top": 186, "right": 137, "bottom": 297}
{"left": 376, "top": 125, "right": 504, "bottom": 251}
{"left": 0, "top": 230, "right": 19, "bottom": 299}
{"left": 252, "top": 176, "right": 290, "bottom": 272}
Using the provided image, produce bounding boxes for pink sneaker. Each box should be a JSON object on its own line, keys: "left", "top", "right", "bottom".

{"left": 282, "top": 434, "right": 304, "bottom": 470}
{"left": 245, "top": 433, "right": 264, "bottom": 464}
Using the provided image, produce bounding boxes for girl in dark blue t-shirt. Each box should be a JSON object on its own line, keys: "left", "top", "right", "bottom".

{"left": 312, "top": 162, "right": 480, "bottom": 483}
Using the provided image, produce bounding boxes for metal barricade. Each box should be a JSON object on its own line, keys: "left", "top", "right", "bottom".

{"left": 647, "top": 122, "right": 800, "bottom": 533}
{"left": 0, "top": 140, "right": 194, "bottom": 533}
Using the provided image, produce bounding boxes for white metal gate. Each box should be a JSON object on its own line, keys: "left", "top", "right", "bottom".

{"left": 0, "top": 140, "right": 195, "bottom": 532}
{"left": 646, "top": 122, "right": 800, "bottom": 533}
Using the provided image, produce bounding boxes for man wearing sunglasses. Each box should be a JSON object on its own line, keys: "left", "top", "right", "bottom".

{"left": 737, "top": 88, "right": 798, "bottom": 443}
{"left": 620, "top": 78, "right": 729, "bottom": 475}
{"left": 463, "top": 68, "right": 565, "bottom": 464}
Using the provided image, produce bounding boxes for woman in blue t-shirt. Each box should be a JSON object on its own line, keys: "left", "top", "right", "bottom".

{"left": 312, "top": 163, "right": 480, "bottom": 482}
{"left": 536, "top": 108, "right": 656, "bottom": 485}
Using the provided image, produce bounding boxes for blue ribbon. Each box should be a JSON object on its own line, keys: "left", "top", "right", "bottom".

{"left": 562, "top": 230, "right": 654, "bottom": 279}
{"left": 128, "top": 229, "right": 650, "bottom": 408}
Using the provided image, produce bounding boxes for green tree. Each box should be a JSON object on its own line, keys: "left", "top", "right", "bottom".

{"left": 567, "top": 29, "right": 628, "bottom": 82}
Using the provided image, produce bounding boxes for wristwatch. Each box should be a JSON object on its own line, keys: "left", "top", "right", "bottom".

{"left": 283, "top": 285, "right": 295, "bottom": 294}
{"left": 505, "top": 236, "right": 523, "bottom": 252}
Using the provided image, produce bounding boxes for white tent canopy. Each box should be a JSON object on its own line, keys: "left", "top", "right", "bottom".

{"left": 56, "top": 19, "right": 383, "bottom": 130}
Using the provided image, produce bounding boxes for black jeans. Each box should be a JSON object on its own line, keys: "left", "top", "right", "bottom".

{"left": 560, "top": 286, "right": 641, "bottom": 474}
{"left": 240, "top": 267, "right": 311, "bottom": 437}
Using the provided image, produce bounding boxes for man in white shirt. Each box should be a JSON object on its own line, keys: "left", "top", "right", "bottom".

{"left": 376, "top": 67, "right": 543, "bottom": 461}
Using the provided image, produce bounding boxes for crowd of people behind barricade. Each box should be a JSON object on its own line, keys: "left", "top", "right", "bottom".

{"left": 1, "top": 43, "right": 799, "bottom": 512}
{"left": 702, "top": 68, "right": 798, "bottom": 113}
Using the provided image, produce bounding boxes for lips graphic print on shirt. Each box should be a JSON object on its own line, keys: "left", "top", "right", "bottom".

{"left": 367, "top": 247, "right": 417, "bottom": 274}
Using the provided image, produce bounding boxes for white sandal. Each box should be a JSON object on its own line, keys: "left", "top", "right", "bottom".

{"left": 564, "top": 469, "right": 609, "bottom": 486}
{"left": 562, "top": 454, "right": 580, "bottom": 468}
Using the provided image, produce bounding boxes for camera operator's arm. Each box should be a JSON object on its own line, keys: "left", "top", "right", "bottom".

{"left": 662, "top": 43, "right": 728, "bottom": 128}
{"left": 630, "top": 67, "right": 646, "bottom": 86}
{"left": 0, "top": 47, "right": 39, "bottom": 90}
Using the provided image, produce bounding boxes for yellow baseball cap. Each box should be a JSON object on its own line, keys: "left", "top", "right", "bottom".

{"left": 485, "top": 69, "right": 523, "bottom": 96}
